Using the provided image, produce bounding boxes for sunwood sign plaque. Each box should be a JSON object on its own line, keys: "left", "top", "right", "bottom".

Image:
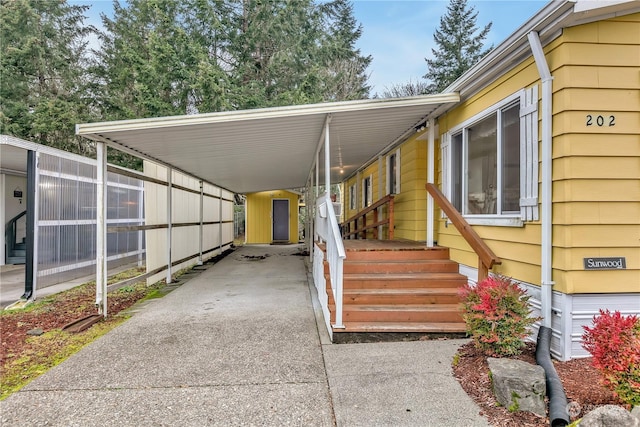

{"left": 583, "top": 257, "right": 626, "bottom": 270}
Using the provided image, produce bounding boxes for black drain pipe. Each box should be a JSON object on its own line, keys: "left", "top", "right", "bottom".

{"left": 536, "top": 326, "right": 570, "bottom": 427}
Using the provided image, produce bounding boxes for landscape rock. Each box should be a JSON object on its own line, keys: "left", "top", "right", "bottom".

{"left": 579, "top": 405, "right": 639, "bottom": 427}
{"left": 632, "top": 406, "right": 640, "bottom": 422}
{"left": 26, "top": 328, "right": 44, "bottom": 336}
{"left": 487, "top": 357, "right": 546, "bottom": 417}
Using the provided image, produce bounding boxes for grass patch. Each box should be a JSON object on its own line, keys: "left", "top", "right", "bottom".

{"left": 452, "top": 352, "right": 461, "bottom": 367}
{"left": 0, "top": 267, "right": 181, "bottom": 400}
{"left": 0, "top": 318, "right": 126, "bottom": 400}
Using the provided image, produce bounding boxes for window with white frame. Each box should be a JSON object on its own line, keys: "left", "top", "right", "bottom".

{"left": 349, "top": 183, "right": 357, "bottom": 210}
{"left": 441, "top": 87, "right": 539, "bottom": 222}
{"left": 362, "top": 175, "right": 372, "bottom": 208}
{"left": 387, "top": 149, "right": 400, "bottom": 195}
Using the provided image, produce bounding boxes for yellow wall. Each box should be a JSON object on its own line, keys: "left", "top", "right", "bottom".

{"left": 245, "top": 190, "right": 299, "bottom": 244}
{"left": 338, "top": 14, "right": 639, "bottom": 295}
{"left": 394, "top": 136, "right": 428, "bottom": 241}
{"left": 343, "top": 162, "right": 381, "bottom": 239}
{"left": 436, "top": 13, "right": 640, "bottom": 294}
{"left": 341, "top": 140, "right": 431, "bottom": 241}
{"left": 546, "top": 13, "right": 640, "bottom": 293}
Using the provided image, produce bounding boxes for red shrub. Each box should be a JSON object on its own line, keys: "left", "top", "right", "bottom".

{"left": 459, "top": 275, "right": 539, "bottom": 356}
{"left": 582, "top": 309, "right": 640, "bottom": 406}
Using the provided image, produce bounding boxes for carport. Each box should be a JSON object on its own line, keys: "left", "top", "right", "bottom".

{"left": 76, "top": 94, "right": 460, "bottom": 319}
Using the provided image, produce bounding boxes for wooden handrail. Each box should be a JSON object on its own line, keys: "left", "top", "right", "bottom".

{"left": 341, "top": 194, "right": 394, "bottom": 240}
{"left": 426, "top": 183, "right": 501, "bottom": 281}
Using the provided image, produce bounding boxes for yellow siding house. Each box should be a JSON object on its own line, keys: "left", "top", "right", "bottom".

{"left": 339, "top": 1, "right": 639, "bottom": 360}
{"left": 245, "top": 190, "right": 300, "bottom": 244}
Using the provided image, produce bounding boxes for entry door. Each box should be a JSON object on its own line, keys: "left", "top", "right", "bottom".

{"left": 272, "top": 199, "right": 289, "bottom": 241}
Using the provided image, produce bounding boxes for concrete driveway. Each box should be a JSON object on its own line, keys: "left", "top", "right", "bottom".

{"left": 0, "top": 244, "right": 488, "bottom": 427}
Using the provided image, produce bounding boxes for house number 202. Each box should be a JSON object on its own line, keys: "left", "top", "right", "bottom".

{"left": 586, "top": 114, "right": 615, "bottom": 127}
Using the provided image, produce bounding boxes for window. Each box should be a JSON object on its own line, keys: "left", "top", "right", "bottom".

{"left": 442, "top": 87, "right": 539, "bottom": 223}
{"left": 349, "top": 183, "right": 357, "bottom": 210}
{"left": 362, "top": 175, "right": 372, "bottom": 208}
{"left": 387, "top": 149, "right": 400, "bottom": 194}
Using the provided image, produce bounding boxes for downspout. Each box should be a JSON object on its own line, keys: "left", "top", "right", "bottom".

{"left": 529, "top": 31, "right": 570, "bottom": 427}
{"left": 23, "top": 150, "right": 36, "bottom": 300}
{"left": 528, "top": 31, "right": 554, "bottom": 329}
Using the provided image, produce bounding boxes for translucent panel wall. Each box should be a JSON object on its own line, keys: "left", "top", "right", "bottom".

{"left": 36, "top": 153, "right": 145, "bottom": 288}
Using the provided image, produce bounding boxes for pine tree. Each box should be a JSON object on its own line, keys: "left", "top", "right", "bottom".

{"left": 181, "top": 0, "right": 234, "bottom": 113}
{"left": 317, "top": 0, "right": 371, "bottom": 101}
{"left": 226, "top": 0, "right": 326, "bottom": 108}
{"left": 223, "top": 0, "right": 371, "bottom": 108}
{"left": 94, "top": 0, "right": 370, "bottom": 115}
{"left": 0, "top": 0, "right": 96, "bottom": 154}
{"left": 423, "top": 0, "right": 492, "bottom": 94}
{"left": 94, "top": 0, "right": 194, "bottom": 120}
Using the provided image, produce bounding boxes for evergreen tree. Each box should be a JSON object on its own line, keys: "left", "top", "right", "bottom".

{"left": 93, "top": 0, "right": 371, "bottom": 116}
{"left": 206, "top": 0, "right": 371, "bottom": 108}
{"left": 94, "top": 0, "right": 194, "bottom": 120}
{"left": 0, "top": 0, "right": 96, "bottom": 154}
{"left": 181, "top": 0, "right": 234, "bottom": 113}
{"left": 226, "top": 0, "right": 327, "bottom": 108}
{"left": 317, "top": 0, "right": 371, "bottom": 101}
{"left": 423, "top": 0, "right": 492, "bottom": 93}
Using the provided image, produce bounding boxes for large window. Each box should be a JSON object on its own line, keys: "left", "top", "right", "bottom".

{"left": 443, "top": 88, "right": 539, "bottom": 223}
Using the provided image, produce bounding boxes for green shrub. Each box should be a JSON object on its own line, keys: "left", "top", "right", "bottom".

{"left": 459, "top": 275, "right": 539, "bottom": 356}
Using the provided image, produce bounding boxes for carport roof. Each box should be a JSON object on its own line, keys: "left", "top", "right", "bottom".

{"left": 76, "top": 94, "right": 459, "bottom": 194}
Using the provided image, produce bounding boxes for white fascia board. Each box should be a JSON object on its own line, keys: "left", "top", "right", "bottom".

{"left": 573, "top": 0, "right": 639, "bottom": 13}
{"left": 76, "top": 93, "right": 460, "bottom": 137}
{"left": 1, "top": 134, "right": 95, "bottom": 164}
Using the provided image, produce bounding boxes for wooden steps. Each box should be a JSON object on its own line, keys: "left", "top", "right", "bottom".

{"left": 343, "top": 288, "right": 461, "bottom": 305}
{"left": 322, "top": 242, "right": 468, "bottom": 336}
{"left": 335, "top": 322, "right": 467, "bottom": 333}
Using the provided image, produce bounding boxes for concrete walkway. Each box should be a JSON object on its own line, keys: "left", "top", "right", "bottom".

{"left": 0, "top": 244, "right": 489, "bottom": 427}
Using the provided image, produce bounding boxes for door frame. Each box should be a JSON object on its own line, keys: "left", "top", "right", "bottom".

{"left": 271, "top": 198, "right": 290, "bottom": 242}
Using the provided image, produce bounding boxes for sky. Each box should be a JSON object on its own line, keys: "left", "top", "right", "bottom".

{"left": 352, "top": 1, "right": 547, "bottom": 95}
{"left": 73, "top": 0, "right": 548, "bottom": 96}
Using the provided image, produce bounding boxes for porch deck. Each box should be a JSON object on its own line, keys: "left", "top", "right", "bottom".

{"left": 342, "top": 239, "right": 439, "bottom": 251}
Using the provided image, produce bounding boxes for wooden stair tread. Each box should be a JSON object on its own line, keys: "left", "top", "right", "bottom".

{"left": 342, "top": 304, "right": 460, "bottom": 311}
{"left": 343, "top": 272, "right": 466, "bottom": 280}
{"left": 343, "top": 288, "right": 459, "bottom": 295}
{"left": 345, "top": 259, "right": 456, "bottom": 264}
{"left": 334, "top": 322, "right": 467, "bottom": 333}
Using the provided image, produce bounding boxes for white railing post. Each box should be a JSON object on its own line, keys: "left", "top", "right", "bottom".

{"left": 324, "top": 117, "right": 331, "bottom": 193}
{"left": 314, "top": 193, "right": 346, "bottom": 333}
{"left": 427, "top": 118, "right": 435, "bottom": 247}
